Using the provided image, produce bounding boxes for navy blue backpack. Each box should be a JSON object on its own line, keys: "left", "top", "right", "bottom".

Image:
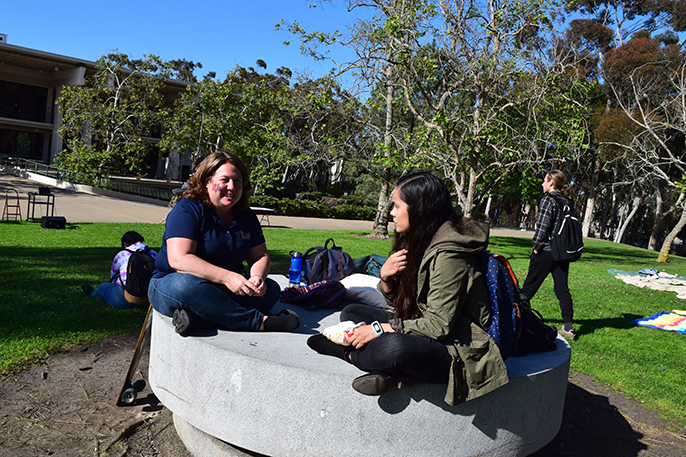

{"left": 477, "top": 252, "right": 522, "bottom": 359}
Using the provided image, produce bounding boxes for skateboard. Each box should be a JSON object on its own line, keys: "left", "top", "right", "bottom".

{"left": 116, "top": 305, "right": 153, "bottom": 406}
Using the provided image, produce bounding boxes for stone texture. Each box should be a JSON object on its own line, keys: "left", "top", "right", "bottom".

{"left": 149, "top": 275, "right": 571, "bottom": 457}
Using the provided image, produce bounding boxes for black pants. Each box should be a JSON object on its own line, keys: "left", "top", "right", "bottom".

{"left": 521, "top": 249, "right": 574, "bottom": 324}
{"left": 340, "top": 304, "right": 451, "bottom": 383}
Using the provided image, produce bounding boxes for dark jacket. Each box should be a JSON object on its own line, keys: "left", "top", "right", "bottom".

{"left": 382, "top": 216, "right": 509, "bottom": 405}
{"left": 532, "top": 190, "right": 571, "bottom": 252}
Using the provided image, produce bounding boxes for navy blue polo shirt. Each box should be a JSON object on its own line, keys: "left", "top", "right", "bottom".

{"left": 153, "top": 198, "right": 266, "bottom": 278}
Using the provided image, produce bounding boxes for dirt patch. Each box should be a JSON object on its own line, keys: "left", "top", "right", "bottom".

{"left": 1, "top": 334, "right": 684, "bottom": 457}
{"left": 0, "top": 333, "right": 190, "bottom": 457}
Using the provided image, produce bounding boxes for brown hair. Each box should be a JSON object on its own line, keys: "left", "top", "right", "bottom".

{"left": 546, "top": 169, "right": 571, "bottom": 199}
{"left": 183, "top": 151, "right": 253, "bottom": 211}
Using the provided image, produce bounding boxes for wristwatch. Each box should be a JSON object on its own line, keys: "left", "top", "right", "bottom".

{"left": 371, "top": 321, "right": 384, "bottom": 337}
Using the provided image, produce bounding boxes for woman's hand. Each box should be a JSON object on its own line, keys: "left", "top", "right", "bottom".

{"left": 225, "top": 272, "right": 262, "bottom": 296}
{"left": 247, "top": 275, "right": 267, "bottom": 296}
{"left": 379, "top": 249, "right": 408, "bottom": 290}
{"left": 348, "top": 323, "right": 394, "bottom": 349}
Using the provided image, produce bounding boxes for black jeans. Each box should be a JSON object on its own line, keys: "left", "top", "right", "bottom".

{"left": 521, "top": 249, "right": 574, "bottom": 323}
{"left": 340, "top": 304, "right": 451, "bottom": 383}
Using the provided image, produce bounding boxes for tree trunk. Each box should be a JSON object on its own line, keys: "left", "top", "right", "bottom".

{"left": 371, "top": 178, "right": 393, "bottom": 238}
{"left": 484, "top": 195, "right": 492, "bottom": 224}
{"left": 648, "top": 183, "right": 664, "bottom": 251}
{"left": 657, "top": 202, "right": 686, "bottom": 263}
{"left": 371, "top": 65, "right": 395, "bottom": 238}
{"left": 582, "top": 154, "right": 601, "bottom": 237}
{"left": 614, "top": 196, "right": 642, "bottom": 244}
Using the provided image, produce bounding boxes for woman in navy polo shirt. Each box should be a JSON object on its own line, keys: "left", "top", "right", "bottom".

{"left": 149, "top": 151, "right": 300, "bottom": 334}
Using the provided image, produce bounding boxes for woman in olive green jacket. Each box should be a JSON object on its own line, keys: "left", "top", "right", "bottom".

{"left": 307, "top": 172, "right": 508, "bottom": 405}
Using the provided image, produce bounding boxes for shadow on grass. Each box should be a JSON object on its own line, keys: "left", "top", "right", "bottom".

{"left": 574, "top": 313, "right": 644, "bottom": 339}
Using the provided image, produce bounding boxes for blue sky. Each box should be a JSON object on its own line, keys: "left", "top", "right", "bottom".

{"left": 2, "top": 0, "right": 355, "bottom": 81}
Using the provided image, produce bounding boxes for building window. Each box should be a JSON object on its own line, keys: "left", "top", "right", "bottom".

{"left": 0, "top": 81, "right": 48, "bottom": 123}
{"left": 0, "top": 129, "right": 44, "bottom": 159}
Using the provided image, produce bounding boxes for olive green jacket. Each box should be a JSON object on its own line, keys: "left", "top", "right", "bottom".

{"left": 383, "top": 217, "right": 509, "bottom": 405}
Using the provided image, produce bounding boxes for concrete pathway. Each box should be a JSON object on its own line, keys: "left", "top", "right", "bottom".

{"left": 0, "top": 170, "right": 532, "bottom": 237}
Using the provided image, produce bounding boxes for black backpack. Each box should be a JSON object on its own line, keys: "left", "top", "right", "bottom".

{"left": 512, "top": 296, "right": 558, "bottom": 356}
{"left": 548, "top": 194, "right": 584, "bottom": 262}
{"left": 113, "top": 247, "right": 155, "bottom": 306}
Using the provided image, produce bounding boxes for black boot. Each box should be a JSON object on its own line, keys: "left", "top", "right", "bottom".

{"left": 351, "top": 372, "right": 391, "bottom": 396}
{"left": 172, "top": 309, "right": 196, "bottom": 336}
{"left": 307, "top": 333, "right": 350, "bottom": 360}
{"left": 263, "top": 309, "right": 301, "bottom": 332}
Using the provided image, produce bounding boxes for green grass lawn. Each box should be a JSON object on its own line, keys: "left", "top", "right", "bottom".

{"left": 1, "top": 220, "right": 685, "bottom": 428}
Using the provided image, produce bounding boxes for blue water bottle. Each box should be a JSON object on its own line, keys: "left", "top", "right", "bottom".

{"left": 288, "top": 251, "right": 303, "bottom": 287}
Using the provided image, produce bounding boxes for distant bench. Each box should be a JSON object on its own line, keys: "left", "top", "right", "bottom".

{"left": 149, "top": 275, "right": 572, "bottom": 457}
{"left": 250, "top": 206, "right": 275, "bottom": 226}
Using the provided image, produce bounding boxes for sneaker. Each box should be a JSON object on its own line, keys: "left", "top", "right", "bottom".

{"left": 351, "top": 373, "right": 390, "bottom": 396}
{"left": 559, "top": 327, "right": 577, "bottom": 341}
{"left": 81, "top": 284, "right": 94, "bottom": 295}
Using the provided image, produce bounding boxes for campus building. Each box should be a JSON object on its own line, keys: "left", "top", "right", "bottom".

{"left": 0, "top": 34, "right": 191, "bottom": 180}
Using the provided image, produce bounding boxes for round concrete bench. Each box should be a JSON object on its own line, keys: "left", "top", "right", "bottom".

{"left": 149, "top": 277, "right": 571, "bottom": 457}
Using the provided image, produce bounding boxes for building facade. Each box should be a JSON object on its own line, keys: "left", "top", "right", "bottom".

{"left": 0, "top": 35, "right": 190, "bottom": 180}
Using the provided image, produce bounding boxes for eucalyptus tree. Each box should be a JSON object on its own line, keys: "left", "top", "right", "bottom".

{"left": 284, "top": 0, "right": 589, "bottom": 219}
{"left": 602, "top": 38, "right": 686, "bottom": 261}
{"left": 566, "top": 0, "right": 686, "bottom": 244}
{"left": 280, "top": 1, "right": 425, "bottom": 236}
{"left": 56, "top": 52, "right": 173, "bottom": 181}
{"left": 278, "top": 76, "right": 363, "bottom": 190}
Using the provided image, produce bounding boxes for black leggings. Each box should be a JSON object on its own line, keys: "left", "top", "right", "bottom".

{"left": 340, "top": 304, "right": 452, "bottom": 383}
{"left": 521, "top": 249, "right": 574, "bottom": 323}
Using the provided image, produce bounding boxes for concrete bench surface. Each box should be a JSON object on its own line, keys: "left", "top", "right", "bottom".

{"left": 149, "top": 275, "right": 571, "bottom": 457}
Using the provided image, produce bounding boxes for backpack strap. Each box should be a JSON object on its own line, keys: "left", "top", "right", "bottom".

{"left": 109, "top": 246, "right": 148, "bottom": 284}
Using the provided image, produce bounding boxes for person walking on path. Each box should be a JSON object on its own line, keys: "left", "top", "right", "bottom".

{"left": 520, "top": 170, "right": 577, "bottom": 340}
{"left": 82, "top": 231, "right": 156, "bottom": 310}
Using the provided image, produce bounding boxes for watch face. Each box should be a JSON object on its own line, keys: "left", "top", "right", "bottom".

{"left": 372, "top": 321, "right": 383, "bottom": 335}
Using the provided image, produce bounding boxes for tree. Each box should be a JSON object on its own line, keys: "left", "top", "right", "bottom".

{"left": 289, "top": 0, "right": 592, "bottom": 218}
{"left": 56, "top": 53, "right": 172, "bottom": 181}
{"left": 280, "top": 2, "right": 426, "bottom": 236}
{"left": 162, "top": 62, "right": 364, "bottom": 194}
{"left": 601, "top": 36, "right": 686, "bottom": 261}
{"left": 160, "top": 64, "right": 293, "bottom": 192}
{"left": 565, "top": 0, "right": 686, "bottom": 244}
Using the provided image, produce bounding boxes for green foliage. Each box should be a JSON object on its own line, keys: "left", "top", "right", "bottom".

{"left": 56, "top": 53, "right": 171, "bottom": 180}
{"left": 161, "top": 68, "right": 362, "bottom": 194}
{"left": 160, "top": 65, "right": 293, "bottom": 192}
{"left": 250, "top": 195, "right": 376, "bottom": 220}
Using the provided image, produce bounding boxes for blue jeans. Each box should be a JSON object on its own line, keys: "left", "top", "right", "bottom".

{"left": 92, "top": 282, "right": 140, "bottom": 310}
{"left": 340, "top": 304, "right": 451, "bottom": 383}
{"left": 148, "top": 273, "right": 280, "bottom": 331}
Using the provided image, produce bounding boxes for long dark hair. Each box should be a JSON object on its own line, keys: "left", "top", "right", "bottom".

{"left": 183, "top": 151, "right": 253, "bottom": 211}
{"left": 390, "top": 172, "right": 456, "bottom": 320}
